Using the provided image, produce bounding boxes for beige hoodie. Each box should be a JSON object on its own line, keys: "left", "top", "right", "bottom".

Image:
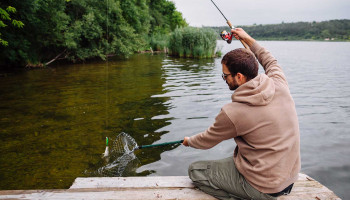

{"left": 188, "top": 42, "right": 301, "bottom": 194}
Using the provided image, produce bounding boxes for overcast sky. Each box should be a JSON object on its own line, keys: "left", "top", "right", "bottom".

{"left": 170, "top": 0, "right": 350, "bottom": 27}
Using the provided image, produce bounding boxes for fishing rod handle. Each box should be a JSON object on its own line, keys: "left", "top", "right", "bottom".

{"left": 139, "top": 140, "right": 184, "bottom": 149}
{"left": 227, "top": 20, "right": 234, "bottom": 29}
{"left": 227, "top": 21, "right": 250, "bottom": 49}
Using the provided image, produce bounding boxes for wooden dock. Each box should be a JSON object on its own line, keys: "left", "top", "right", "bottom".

{"left": 0, "top": 173, "right": 340, "bottom": 199}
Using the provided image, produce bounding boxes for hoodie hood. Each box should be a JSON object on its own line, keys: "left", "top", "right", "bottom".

{"left": 232, "top": 74, "right": 275, "bottom": 106}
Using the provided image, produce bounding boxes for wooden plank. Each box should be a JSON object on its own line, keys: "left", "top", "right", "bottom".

{"left": 70, "top": 176, "right": 195, "bottom": 189}
{"left": 70, "top": 174, "right": 315, "bottom": 189}
{"left": 69, "top": 173, "right": 341, "bottom": 200}
{"left": 279, "top": 174, "right": 341, "bottom": 200}
{"left": 0, "top": 188, "right": 215, "bottom": 200}
{"left": 0, "top": 173, "right": 341, "bottom": 200}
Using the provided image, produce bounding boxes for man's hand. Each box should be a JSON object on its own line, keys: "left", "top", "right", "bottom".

{"left": 231, "top": 28, "right": 256, "bottom": 48}
{"left": 183, "top": 137, "right": 190, "bottom": 146}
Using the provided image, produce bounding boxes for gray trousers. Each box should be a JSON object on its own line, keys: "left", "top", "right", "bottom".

{"left": 188, "top": 157, "right": 276, "bottom": 200}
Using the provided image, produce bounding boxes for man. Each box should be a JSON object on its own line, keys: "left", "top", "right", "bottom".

{"left": 183, "top": 28, "right": 300, "bottom": 200}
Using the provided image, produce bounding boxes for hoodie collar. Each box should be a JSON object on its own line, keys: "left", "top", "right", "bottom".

{"left": 231, "top": 74, "right": 275, "bottom": 106}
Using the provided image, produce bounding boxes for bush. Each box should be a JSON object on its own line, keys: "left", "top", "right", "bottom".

{"left": 168, "top": 27, "right": 218, "bottom": 58}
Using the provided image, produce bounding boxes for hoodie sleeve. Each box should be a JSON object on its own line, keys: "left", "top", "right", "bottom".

{"left": 188, "top": 109, "right": 236, "bottom": 149}
{"left": 250, "top": 42, "right": 288, "bottom": 86}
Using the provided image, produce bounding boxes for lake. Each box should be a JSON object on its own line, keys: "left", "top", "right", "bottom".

{"left": 0, "top": 40, "right": 349, "bottom": 199}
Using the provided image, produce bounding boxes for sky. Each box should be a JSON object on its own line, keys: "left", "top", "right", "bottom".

{"left": 170, "top": 0, "right": 350, "bottom": 27}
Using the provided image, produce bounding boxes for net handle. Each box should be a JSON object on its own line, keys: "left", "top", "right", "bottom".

{"left": 138, "top": 140, "right": 184, "bottom": 149}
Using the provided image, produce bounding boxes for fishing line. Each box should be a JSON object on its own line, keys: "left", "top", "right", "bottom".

{"left": 100, "top": 1, "right": 183, "bottom": 175}
{"left": 105, "top": 0, "right": 109, "bottom": 127}
{"left": 103, "top": 0, "right": 109, "bottom": 158}
{"left": 209, "top": 0, "right": 249, "bottom": 49}
{"left": 210, "top": 0, "right": 229, "bottom": 22}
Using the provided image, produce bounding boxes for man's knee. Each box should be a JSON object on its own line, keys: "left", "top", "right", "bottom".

{"left": 188, "top": 161, "right": 234, "bottom": 200}
{"left": 188, "top": 161, "right": 200, "bottom": 180}
{"left": 188, "top": 161, "right": 212, "bottom": 183}
{"left": 188, "top": 161, "right": 202, "bottom": 174}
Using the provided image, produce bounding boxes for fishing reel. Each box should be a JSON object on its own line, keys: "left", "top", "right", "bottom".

{"left": 220, "top": 30, "right": 233, "bottom": 44}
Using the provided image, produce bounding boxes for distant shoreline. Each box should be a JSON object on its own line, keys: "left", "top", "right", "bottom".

{"left": 208, "top": 19, "right": 350, "bottom": 42}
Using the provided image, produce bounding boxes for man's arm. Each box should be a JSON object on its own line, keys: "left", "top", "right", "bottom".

{"left": 231, "top": 28, "right": 288, "bottom": 85}
{"left": 183, "top": 109, "right": 236, "bottom": 149}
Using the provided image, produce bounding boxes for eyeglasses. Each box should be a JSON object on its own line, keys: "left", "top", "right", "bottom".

{"left": 222, "top": 72, "right": 231, "bottom": 80}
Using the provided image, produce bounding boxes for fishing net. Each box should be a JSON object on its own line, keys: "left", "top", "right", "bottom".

{"left": 111, "top": 132, "right": 139, "bottom": 156}
{"left": 97, "top": 132, "right": 140, "bottom": 177}
{"left": 88, "top": 132, "right": 182, "bottom": 177}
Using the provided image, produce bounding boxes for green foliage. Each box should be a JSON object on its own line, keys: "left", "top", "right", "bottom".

{"left": 170, "top": 11, "right": 187, "bottom": 31}
{"left": 6, "top": 6, "right": 16, "bottom": 14}
{"left": 0, "top": 5, "right": 24, "bottom": 46}
{"left": 209, "top": 20, "right": 350, "bottom": 41}
{"left": 148, "top": 0, "right": 187, "bottom": 34}
{"left": 168, "top": 27, "right": 217, "bottom": 58}
{"left": 0, "top": 0, "right": 187, "bottom": 67}
{"left": 63, "top": 0, "right": 143, "bottom": 61}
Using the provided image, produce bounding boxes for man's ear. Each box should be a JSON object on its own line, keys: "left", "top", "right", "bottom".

{"left": 236, "top": 73, "right": 242, "bottom": 80}
{"left": 236, "top": 73, "right": 247, "bottom": 84}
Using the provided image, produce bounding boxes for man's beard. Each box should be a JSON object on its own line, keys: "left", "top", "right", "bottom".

{"left": 227, "top": 78, "right": 239, "bottom": 91}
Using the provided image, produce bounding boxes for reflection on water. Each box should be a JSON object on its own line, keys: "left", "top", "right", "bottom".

{"left": 0, "top": 54, "right": 175, "bottom": 189}
{"left": 0, "top": 41, "right": 350, "bottom": 199}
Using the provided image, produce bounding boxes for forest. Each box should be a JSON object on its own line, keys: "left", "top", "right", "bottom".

{"left": 209, "top": 19, "right": 350, "bottom": 41}
{"left": 0, "top": 0, "right": 187, "bottom": 67}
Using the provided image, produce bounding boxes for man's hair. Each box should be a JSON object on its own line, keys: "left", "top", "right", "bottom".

{"left": 221, "top": 48, "right": 258, "bottom": 80}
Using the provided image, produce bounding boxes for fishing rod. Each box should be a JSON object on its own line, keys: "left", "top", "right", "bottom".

{"left": 210, "top": 0, "right": 249, "bottom": 49}
{"left": 137, "top": 140, "right": 184, "bottom": 149}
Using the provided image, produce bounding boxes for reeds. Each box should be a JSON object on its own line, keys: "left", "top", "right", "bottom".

{"left": 168, "top": 27, "right": 218, "bottom": 58}
{"left": 148, "top": 34, "right": 169, "bottom": 51}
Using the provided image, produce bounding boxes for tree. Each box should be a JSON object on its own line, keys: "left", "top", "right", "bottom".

{"left": 170, "top": 11, "right": 187, "bottom": 30}
{"left": 321, "top": 29, "right": 331, "bottom": 39}
{"left": 148, "top": 0, "right": 187, "bottom": 34}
